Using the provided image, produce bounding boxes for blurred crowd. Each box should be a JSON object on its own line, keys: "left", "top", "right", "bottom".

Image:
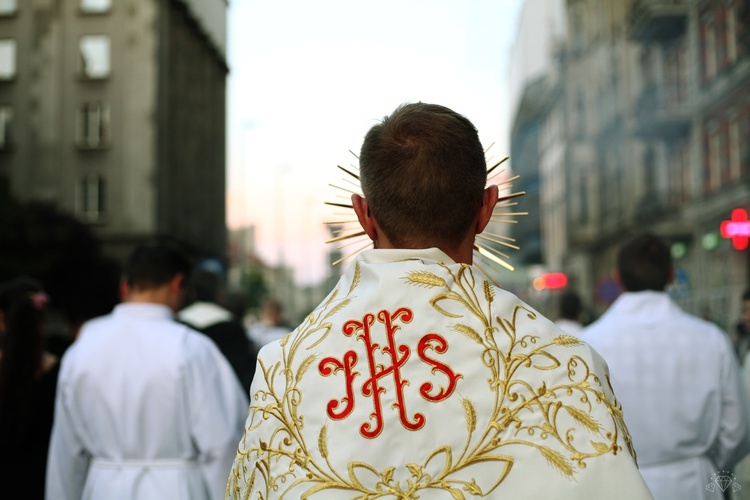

{"left": 0, "top": 241, "right": 292, "bottom": 499}
{"left": 1, "top": 236, "right": 749, "bottom": 499}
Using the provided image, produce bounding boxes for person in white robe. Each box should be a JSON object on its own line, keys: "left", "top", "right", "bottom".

{"left": 226, "top": 103, "right": 652, "bottom": 499}
{"left": 46, "top": 242, "right": 249, "bottom": 500}
{"left": 581, "top": 232, "right": 750, "bottom": 500}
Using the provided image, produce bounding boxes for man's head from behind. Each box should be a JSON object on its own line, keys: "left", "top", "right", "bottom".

{"left": 355, "top": 102, "right": 492, "bottom": 253}
{"left": 617, "top": 232, "right": 672, "bottom": 292}
{"left": 122, "top": 241, "right": 193, "bottom": 311}
{"left": 190, "top": 268, "right": 223, "bottom": 304}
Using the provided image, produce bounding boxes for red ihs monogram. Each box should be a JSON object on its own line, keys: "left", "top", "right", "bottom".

{"left": 318, "top": 307, "right": 462, "bottom": 439}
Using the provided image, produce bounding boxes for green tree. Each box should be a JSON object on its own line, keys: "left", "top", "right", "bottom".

{"left": 241, "top": 267, "right": 269, "bottom": 311}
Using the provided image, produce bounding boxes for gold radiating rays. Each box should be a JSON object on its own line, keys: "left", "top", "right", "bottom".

{"left": 324, "top": 151, "right": 526, "bottom": 285}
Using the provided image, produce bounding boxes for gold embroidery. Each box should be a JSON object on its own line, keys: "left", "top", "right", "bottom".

{"left": 227, "top": 262, "right": 636, "bottom": 499}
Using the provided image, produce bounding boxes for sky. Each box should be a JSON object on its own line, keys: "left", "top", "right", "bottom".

{"left": 225, "top": 0, "right": 525, "bottom": 285}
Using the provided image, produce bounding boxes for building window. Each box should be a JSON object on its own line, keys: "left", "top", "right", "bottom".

{"left": 707, "top": 124, "right": 721, "bottom": 191}
{"left": 578, "top": 174, "right": 589, "bottom": 224}
{"left": 0, "top": 0, "right": 17, "bottom": 16}
{"left": 0, "top": 105, "right": 11, "bottom": 148}
{"left": 665, "top": 39, "right": 688, "bottom": 107}
{"left": 571, "top": 7, "right": 585, "bottom": 54}
{"left": 728, "top": 3, "right": 738, "bottom": 64}
{"left": 704, "top": 17, "right": 717, "bottom": 81}
{"left": 577, "top": 90, "right": 586, "bottom": 140}
{"left": 77, "top": 103, "right": 110, "bottom": 148}
{"left": 79, "top": 35, "right": 110, "bottom": 79}
{"left": 0, "top": 39, "right": 16, "bottom": 80}
{"left": 730, "top": 118, "right": 741, "bottom": 181}
{"left": 668, "top": 141, "right": 690, "bottom": 208}
{"left": 80, "top": 0, "right": 111, "bottom": 13}
{"left": 78, "top": 176, "right": 105, "bottom": 222}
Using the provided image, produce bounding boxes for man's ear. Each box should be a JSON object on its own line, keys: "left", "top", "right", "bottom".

{"left": 119, "top": 279, "right": 130, "bottom": 302}
{"left": 352, "top": 194, "right": 378, "bottom": 242}
{"left": 169, "top": 273, "right": 185, "bottom": 293}
{"left": 475, "top": 185, "right": 499, "bottom": 235}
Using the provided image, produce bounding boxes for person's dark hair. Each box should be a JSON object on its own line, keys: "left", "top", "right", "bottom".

{"left": 0, "top": 277, "right": 47, "bottom": 448}
{"left": 358, "top": 102, "right": 487, "bottom": 248}
{"left": 191, "top": 269, "right": 221, "bottom": 303}
{"left": 559, "top": 290, "right": 583, "bottom": 321}
{"left": 124, "top": 241, "right": 193, "bottom": 291}
{"left": 743, "top": 289, "right": 750, "bottom": 302}
{"left": 617, "top": 232, "right": 672, "bottom": 292}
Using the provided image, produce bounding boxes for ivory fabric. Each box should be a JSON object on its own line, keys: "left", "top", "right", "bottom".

{"left": 582, "top": 291, "right": 750, "bottom": 500}
{"left": 226, "top": 248, "right": 652, "bottom": 499}
{"left": 46, "top": 303, "right": 249, "bottom": 500}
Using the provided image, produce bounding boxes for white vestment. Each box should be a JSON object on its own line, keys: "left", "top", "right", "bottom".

{"left": 227, "top": 249, "right": 652, "bottom": 499}
{"left": 46, "top": 303, "right": 249, "bottom": 500}
{"left": 582, "top": 291, "right": 750, "bottom": 500}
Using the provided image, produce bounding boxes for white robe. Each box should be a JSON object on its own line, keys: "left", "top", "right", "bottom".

{"left": 46, "top": 303, "right": 249, "bottom": 500}
{"left": 226, "top": 248, "right": 652, "bottom": 499}
{"left": 582, "top": 291, "right": 750, "bottom": 500}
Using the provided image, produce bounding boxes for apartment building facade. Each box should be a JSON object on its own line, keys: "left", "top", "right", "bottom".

{"left": 0, "top": 0, "right": 229, "bottom": 262}
{"left": 512, "top": 0, "right": 750, "bottom": 325}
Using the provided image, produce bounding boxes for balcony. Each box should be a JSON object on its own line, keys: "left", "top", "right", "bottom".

{"left": 629, "top": 0, "right": 689, "bottom": 43}
{"left": 699, "top": 57, "right": 750, "bottom": 115}
{"left": 635, "top": 83, "right": 692, "bottom": 139}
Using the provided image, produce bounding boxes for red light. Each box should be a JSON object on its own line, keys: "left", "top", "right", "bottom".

{"left": 544, "top": 272, "right": 568, "bottom": 289}
{"left": 720, "top": 208, "right": 750, "bottom": 250}
{"left": 533, "top": 272, "right": 568, "bottom": 290}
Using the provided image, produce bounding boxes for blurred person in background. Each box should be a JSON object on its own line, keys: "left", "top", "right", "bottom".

{"left": 554, "top": 289, "right": 584, "bottom": 335}
{"left": 246, "top": 297, "right": 291, "bottom": 348}
{"left": 731, "top": 289, "right": 750, "bottom": 499}
{"left": 0, "top": 277, "right": 57, "bottom": 499}
{"left": 46, "top": 241, "right": 248, "bottom": 500}
{"left": 582, "top": 232, "right": 750, "bottom": 500}
{"left": 732, "top": 289, "right": 750, "bottom": 366}
{"left": 178, "top": 268, "right": 257, "bottom": 395}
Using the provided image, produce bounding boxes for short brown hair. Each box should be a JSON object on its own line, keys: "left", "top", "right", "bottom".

{"left": 358, "top": 103, "right": 487, "bottom": 248}
{"left": 617, "top": 232, "right": 672, "bottom": 292}
{"left": 124, "top": 241, "right": 193, "bottom": 291}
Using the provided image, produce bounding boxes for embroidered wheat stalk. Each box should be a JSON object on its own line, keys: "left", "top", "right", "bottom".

{"left": 463, "top": 398, "right": 477, "bottom": 432}
{"left": 540, "top": 446, "right": 573, "bottom": 477}
{"left": 405, "top": 271, "right": 447, "bottom": 288}
{"left": 348, "top": 260, "right": 361, "bottom": 295}
{"left": 318, "top": 425, "right": 328, "bottom": 459}
{"left": 565, "top": 406, "right": 600, "bottom": 433}
{"left": 453, "top": 324, "right": 484, "bottom": 346}
{"left": 552, "top": 335, "right": 583, "bottom": 347}
{"left": 483, "top": 280, "right": 494, "bottom": 303}
{"left": 323, "top": 297, "right": 352, "bottom": 321}
{"left": 296, "top": 355, "right": 317, "bottom": 383}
